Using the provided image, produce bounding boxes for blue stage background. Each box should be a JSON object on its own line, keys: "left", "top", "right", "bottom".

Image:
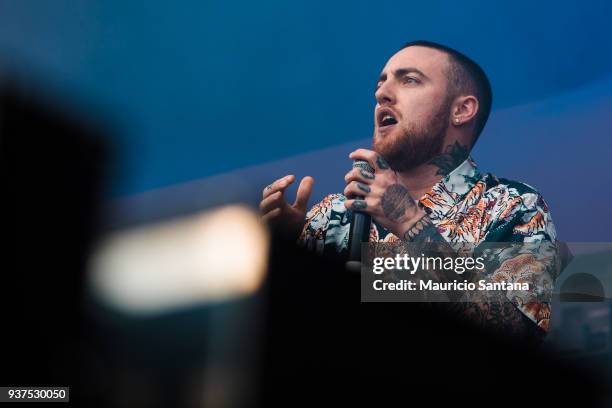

{"left": 1, "top": 0, "right": 611, "bottom": 241}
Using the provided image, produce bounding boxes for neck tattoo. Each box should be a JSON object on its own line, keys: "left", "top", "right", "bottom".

{"left": 427, "top": 141, "right": 469, "bottom": 176}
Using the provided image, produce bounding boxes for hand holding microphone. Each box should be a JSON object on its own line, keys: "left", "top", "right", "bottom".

{"left": 343, "top": 149, "right": 425, "bottom": 242}
{"left": 345, "top": 158, "right": 374, "bottom": 267}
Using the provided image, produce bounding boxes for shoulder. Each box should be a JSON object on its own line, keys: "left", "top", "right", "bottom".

{"left": 480, "top": 172, "right": 537, "bottom": 197}
{"left": 479, "top": 174, "right": 556, "bottom": 241}
{"left": 489, "top": 175, "right": 552, "bottom": 215}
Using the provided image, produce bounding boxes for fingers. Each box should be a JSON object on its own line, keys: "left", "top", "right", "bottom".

{"left": 344, "top": 167, "right": 375, "bottom": 185}
{"left": 263, "top": 175, "right": 295, "bottom": 199}
{"left": 344, "top": 180, "right": 372, "bottom": 199}
{"left": 293, "top": 176, "right": 314, "bottom": 211}
{"left": 259, "top": 190, "right": 286, "bottom": 215}
{"left": 344, "top": 197, "right": 371, "bottom": 213}
{"left": 349, "top": 148, "right": 390, "bottom": 172}
{"left": 261, "top": 207, "right": 282, "bottom": 222}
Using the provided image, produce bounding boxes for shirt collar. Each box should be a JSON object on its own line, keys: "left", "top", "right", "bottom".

{"left": 418, "top": 156, "right": 481, "bottom": 221}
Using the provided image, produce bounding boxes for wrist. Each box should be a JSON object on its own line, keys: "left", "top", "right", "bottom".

{"left": 400, "top": 211, "right": 432, "bottom": 241}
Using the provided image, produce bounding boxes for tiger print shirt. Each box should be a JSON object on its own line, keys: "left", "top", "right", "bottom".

{"left": 297, "top": 157, "right": 560, "bottom": 331}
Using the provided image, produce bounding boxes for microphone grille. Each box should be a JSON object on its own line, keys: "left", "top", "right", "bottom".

{"left": 352, "top": 159, "right": 374, "bottom": 173}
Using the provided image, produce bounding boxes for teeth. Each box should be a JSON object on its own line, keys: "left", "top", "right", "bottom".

{"left": 381, "top": 113, "right": 396, "bottom": 125}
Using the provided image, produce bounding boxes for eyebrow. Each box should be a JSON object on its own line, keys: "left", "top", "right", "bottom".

{"left": 377, "top": 67, "right": 430, "bottom": 85}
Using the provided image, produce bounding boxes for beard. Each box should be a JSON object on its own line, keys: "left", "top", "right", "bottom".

{"left": 373, "top": 97, "right": 452, "bottom": 172}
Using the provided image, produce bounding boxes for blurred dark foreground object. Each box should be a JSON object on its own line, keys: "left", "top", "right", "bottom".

{"left": 259, "top": 232, "right": 609, "bottom": 406}
{"left": 0, "top": 80, "right": 108, "bottom": 402}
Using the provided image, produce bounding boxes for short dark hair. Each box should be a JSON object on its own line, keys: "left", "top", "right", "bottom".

{"left": 401, "top": 40, "right": 493, "bottom": 144}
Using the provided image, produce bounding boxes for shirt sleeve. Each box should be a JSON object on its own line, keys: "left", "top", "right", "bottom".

{"left": 485, "top": 192, "right": 562, "bottom": 332}
{"left": 297, "top": 193, "right": 352, "bottom": 256}
{"left": 297, "top": 193, "right": 337, "bottom": 255}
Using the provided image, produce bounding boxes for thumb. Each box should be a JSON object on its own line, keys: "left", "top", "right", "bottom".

{"left": 293, "top": 176, "right": 314, "bottom": 212}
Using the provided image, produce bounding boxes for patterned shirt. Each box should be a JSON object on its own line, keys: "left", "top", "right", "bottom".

{"left": 298, "top": 157, "right": 559, "bottom": 331}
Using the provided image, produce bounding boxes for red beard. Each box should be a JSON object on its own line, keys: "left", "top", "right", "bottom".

{"left": 373, "top": 98, "right": 451, "bottom": 172}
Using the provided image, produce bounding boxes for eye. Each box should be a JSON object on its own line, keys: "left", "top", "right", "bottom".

{"left": 402, "top": 76, "right": 419, "bottom": 84}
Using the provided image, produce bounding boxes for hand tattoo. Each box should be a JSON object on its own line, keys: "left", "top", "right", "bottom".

{"left": 357, "top": 182, "right": 371, "bottom": 193}
{"left": 351, "top": 199, "right": 367, "bottom": 210}
{"left": 376, "top": 155, "right": 390, "bottom": 170}
{"left": 380, "top": 184, "right": 415, "bottom": 222}
{"left": 428, "top": 141, "right": 469, "bottom": 176}
{"left": 360, "top": 170, "right": 375, "bottom": 179}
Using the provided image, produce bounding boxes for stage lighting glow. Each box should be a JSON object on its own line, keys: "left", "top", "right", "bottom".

{"left": 89, "top": 205, "right": 269, "bottom": 315}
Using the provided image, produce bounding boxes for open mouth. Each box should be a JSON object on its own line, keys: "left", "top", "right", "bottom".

{"left": 377, "top": 108, "right": 398, "bottom": 129}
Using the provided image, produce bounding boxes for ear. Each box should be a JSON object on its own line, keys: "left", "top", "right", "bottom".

{"left": 451, "top": 95, "right": 479, "bottom": 127}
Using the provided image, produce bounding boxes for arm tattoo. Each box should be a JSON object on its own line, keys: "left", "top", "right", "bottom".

{"left": 402, "top": 214, "right": 544, "bottom": 339}
{"left": 402, "top": 214, "right": 436, "bottom": 241}
{"left": 427, "top": 141, "right": 469, "bottom": 176}
{"left": 380, "top": 184, "right": 416, "bottom": 222}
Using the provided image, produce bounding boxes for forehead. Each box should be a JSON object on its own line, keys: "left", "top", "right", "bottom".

{"left": 381, "top": 46, "right": 450, "bottom": 79}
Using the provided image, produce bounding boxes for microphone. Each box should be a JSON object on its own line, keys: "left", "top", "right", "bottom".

{"left": 346, "top": 159, "right": 374, "bottom": 273}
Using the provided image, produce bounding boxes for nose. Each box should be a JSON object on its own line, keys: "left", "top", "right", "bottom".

{"left": 375, "top": 80, "right": 395, "bottom": 105}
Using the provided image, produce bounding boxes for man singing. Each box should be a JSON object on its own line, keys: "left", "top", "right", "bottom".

{"left": 259, "top": 41, "right": 560, "bottom": 339}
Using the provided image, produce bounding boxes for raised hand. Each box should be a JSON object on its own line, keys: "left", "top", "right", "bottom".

{"left": 260, "top": 175, "right": 314, "bottom": 240}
